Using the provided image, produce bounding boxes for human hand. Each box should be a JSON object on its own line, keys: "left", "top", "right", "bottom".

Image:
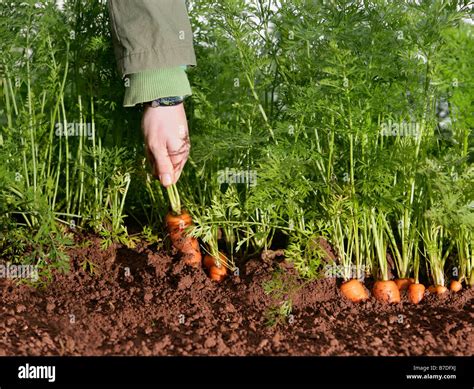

{"left": 142, "top": 103, "right": 190, "bottom": 187}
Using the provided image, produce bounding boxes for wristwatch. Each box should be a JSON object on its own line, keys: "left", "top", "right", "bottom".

{"left": 147, "top": 96, "right": 184, "bottom": 108}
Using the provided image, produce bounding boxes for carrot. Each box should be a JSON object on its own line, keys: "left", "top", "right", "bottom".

{"left": 408, "top": 283, "right": 425, "bottom": 304}
{"left": 209, "top": 265, "right": 227, "bottom": 282}
{"left": 437, "top": 285, "right": 448, "bottom": 294}
{"left": 203, "top": 252, "right": 227, "bottom": 268}
{"left": 340, "top": 279, "right": 368, "bottom": 302}
{"left": 166, "top": 210, "right": 193, "bottom": 234}
{"left": 394, "top": 278, "right": 414, "bottom": 291}
{"left": 203, "top": 254, "right": 217, "bottom": 269}
{"left": 428, "top": 285, "right": 448, "bottom": 295}
{"left": 166, "top": 210, "right": 202, "bottom": 267}
{"left": 372, "top": 280, "right": 401, "bottom": 303}
{"left": 203, "top": 253, "right": 228, "bottom": 282}
{"left": 449, "top": 280, "right": 462, "bottom": 292}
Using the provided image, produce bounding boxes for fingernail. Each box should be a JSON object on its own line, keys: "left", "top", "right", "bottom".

{"left": 160, "top": 173, "right": 172, "bottom": 187}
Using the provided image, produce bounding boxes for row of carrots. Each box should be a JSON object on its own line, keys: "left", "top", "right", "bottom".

{"left": 164, "top": 192, "right": 464, "bottom": 298}
{"left": 165, "top": 208, "right": 465, "bottom": 299}
{"left": 340, "top": 278, "right": 463, "bottom": 304}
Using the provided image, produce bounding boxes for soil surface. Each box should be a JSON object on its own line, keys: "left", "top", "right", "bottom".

{"left": 1, "top": 236, "right": 473, "bottom": 356}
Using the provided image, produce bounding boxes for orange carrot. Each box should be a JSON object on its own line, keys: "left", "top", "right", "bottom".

{"left": 372, "top": 280, "right": 401, "bottom": 303}
{"left": 449, "top": 280, "right": 462, "bottom": 292}
{"left": 203, "top": 254, "right": 216, "bottom": 270}
{"left": 166, "top": 210, "right": 201, "bottom": 267}
{"left": 408, "top": 283, "right": 425, "bottom": 304}
{"left": 204, "top": 252, "right": 228, "bottom": 282}
{"left": 209, "top": 265, "right": 227, "bottom": 282}
{"left": 340, "top": 279, "right": 368, "bottom": 302}
{"left": 166, "top": 210, "right": 193, "bottom": 234}
{"left": 394, "top": 278, "right": 414, "bottom": 291}
{"left": 203, "top": 252, "right": 227, "bottom": 269}
{"left": 428, "top": 285, "right": 448, "bottom": 295}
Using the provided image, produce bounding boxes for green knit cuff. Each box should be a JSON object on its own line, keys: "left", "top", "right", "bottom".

{"left": 123, "top": 67, "right": 192, "bottom": 107}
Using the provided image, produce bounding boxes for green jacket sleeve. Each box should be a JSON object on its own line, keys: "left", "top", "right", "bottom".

{"left": 122, "top": 66, "right": 192, "bottom": 107}
{"left": 108, "top": 0, "right": 196, "bottom": 77}
{"left": 108, "top": 0, "right": 196, "bottom": 106}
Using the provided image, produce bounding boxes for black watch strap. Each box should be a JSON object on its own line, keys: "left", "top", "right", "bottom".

{"left": 148, "top": 96, "right": 184, "bottom": 107}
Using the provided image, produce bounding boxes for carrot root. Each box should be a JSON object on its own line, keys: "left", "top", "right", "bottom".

{"left": 340, "top": 279, "right": 368, "bottom": 302}
{"left": 408, "top": 283, "right": 425, "bottom": 304}
{"left": 209, "top": 264, "right": 227, "bottom": 282}
{"left": 204, "top": 253, "right": 228, "bottom": 282}
{"left": 428, "top": 285, "right": 448, "bottom": 295}
{"left": 449, "top": 280, "right": 462, "bottom": 293}
{"left": 372, "top": 280, "right": 401, "bottom": 303}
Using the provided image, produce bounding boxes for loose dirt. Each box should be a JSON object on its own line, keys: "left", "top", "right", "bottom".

{"left": 1, "top": 236, "right": 472, "bottom": 356}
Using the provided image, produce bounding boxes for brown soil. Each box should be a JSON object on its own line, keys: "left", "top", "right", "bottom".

{"left": 1, "top": 236, "right": 473, "bottom": 356}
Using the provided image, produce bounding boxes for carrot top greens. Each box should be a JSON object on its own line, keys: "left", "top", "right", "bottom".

{"left": 0, "top": 1, "right": 472, "bottom": 288}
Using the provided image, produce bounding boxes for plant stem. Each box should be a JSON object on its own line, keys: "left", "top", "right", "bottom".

{"left": 167, "top": 184, "right": 181, "bottom": 215}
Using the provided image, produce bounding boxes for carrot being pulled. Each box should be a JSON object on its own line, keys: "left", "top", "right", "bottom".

{"left": 166, "top": 184, "right": 202, "bottom": 267}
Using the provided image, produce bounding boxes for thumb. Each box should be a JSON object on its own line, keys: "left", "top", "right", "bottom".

{"left": 149, "top": 144, "right": 174, "bottom": 187}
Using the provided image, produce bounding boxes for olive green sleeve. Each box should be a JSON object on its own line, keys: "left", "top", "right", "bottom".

{"left": 108, "top": 0, "right": 196, "bottom": 77}
{"left": 123, "top": 66, "right": 192, "bottom": 107}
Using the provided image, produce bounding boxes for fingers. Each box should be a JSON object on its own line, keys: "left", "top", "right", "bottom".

{"left": 148, "top": 141, "right": 174, "bottom": 187}
{"left": 168, "top": 123, "right": 190, "bottom": 183}
{"left": 169, "top": 148, "right": 189, "bottom": 183}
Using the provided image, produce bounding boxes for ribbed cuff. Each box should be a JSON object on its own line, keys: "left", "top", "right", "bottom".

{"left": 123, "top": 67, "right": 192, "bottom": 107}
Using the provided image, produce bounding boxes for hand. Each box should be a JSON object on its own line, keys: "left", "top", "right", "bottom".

{"left": 142, "top": 103, "right": 190, "bottom": 187}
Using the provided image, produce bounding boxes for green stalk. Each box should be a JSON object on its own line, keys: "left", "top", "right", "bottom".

{"left": 361, "top": 209, "right": 373, "bottom": 275}
{"left": 2, "top": 75, "right": 14, "bottom": 129}
{"left": 44, "top": 51, "right": 67, "bottom": 202}
{"left": 90, "top": 97, "right": 99, "bottom": 212}
{"left": 456, "top": 227, "right": 473, "bottom": 286}
{"left": 60, "top": 95, "right": 70, "bottom": 213}
{"left": 371, "top": 209, "right": 389, "bottom": 281}
{"left": 385, "top": 208, "right": 417, "bottom": 279}
{"left": 26, "top": 19, "right": 37, "bottom": 194}
{"left": 118, "top": 173, "right": 131, "bottom": 230}
{"left": 412, "top": 243, "right": 421, "bottom": 284}
{"left": 422, "top": 220, "right": 452, "bottom": 287}
{"left": 326, "top": 115, "right": 335, "bottom": 191}
{"left": 333, "top": 210, "right": 354, "bottom": 281}
{"left": 167, "top": 184, "right": 181, "bottom": 215}
{"left": 51, "top": 110, "right": 63, "bottom": 212}
{"left": 77, "top": 95, "right": 85, "bottom": 216}
{"left": 351, "top": 204, "right": 363, "bottom": 280}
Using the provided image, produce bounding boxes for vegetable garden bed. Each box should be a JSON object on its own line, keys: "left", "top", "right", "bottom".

{"left": 1, "top": 0, "right": 473, "bottom": 366}
{"left": 1, "top": 235, "right": 472, "bottom": 356}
